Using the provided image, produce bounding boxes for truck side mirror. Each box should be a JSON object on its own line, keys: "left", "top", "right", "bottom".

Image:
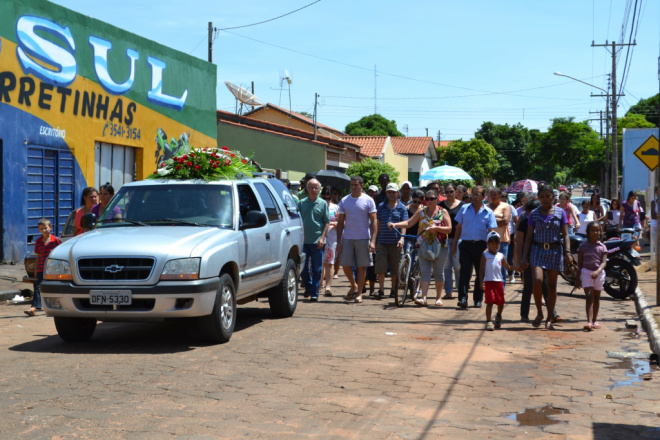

{"left": 240, "top": 210, "right": 267, "bottom": 230}
{"left": 80, "top": 213, "right": 97, "bottom": 231}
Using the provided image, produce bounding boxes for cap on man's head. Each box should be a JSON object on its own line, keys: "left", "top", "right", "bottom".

{"left": 368, "top": 185, "right": 379, "bottom": 193}
{"left": 386, "top": 183, "right": 399, "bottom": 192}
{"left": 304, "top": 172, "right": 316, "bottom": 180}
{"left": 401, "top": 181, "right": 412, "bottom": 190}
{"left": 487, "top": 231, "right": 501, "bottom": 242}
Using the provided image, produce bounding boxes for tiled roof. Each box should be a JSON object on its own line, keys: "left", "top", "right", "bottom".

{"left": 217, "top": 110, "right": 362, "bottom": 154}
{"left": 434, "top": 140, "right": 452, "bottom": 148}
{"left": 391, "top": 137, "right": 434, "bottom": 155}
{"left": 342, "top": 136, "right": 389, "bottom": 158}
{"left": 243, "top": 103, "right": 343, "bottom": 136}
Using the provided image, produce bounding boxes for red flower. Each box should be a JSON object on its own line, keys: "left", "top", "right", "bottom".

{"left": 153, "top": 170, "right": 157, "bottom": 174}
{"left": 182, "top": 154, "right": 188, "bottom": 160}
{"left": 186, "top": 161, "right": 192, "bottom": 166}
{"left": 231, "top": 153, "right": 236, "bottom": 158}
{"left": 221, "top": 146, "right": 229, "bottom": 151}
{"left": 176, "top": 165, "right": 182, "bottom": 170}
{"left": 194, "top": 165, "right": 200, "bottom": 170}
{"left": 160, "top": 163, "right": 165, "bottom": 168}
{"left": 241, "top": 159, "right": 247, "bottom": 164}
{"left": 225, "top": 160, "right": 231, "bottom": 166}
{"left": 190, "top": 153, "right": 195, "bottom": 157}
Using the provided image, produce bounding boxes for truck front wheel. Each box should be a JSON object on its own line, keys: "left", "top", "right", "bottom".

{"left": 199, "top": 273, "right": 236, "bottom": 343}
{"left": 268, "top": 259, "right": 298, "bottom": 318}
{"left": 54, "top": 317, "right": 97, "bottom": 342}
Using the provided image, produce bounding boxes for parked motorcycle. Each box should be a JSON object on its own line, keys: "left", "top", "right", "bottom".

{"left": 560, "top": 228, "right": 640, "bottom": 300}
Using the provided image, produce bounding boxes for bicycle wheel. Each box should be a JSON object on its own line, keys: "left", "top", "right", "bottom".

{"left": 401, "top": 256, "right": 421, "bottom": 307}
{"left": 395, "top": 254, "right": 411, "bottom": 308}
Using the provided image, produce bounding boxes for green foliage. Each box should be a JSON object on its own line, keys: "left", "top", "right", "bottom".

{"left": 436, "top": 139, "right": 498, "bottom": 184}
{"left": 345, "top": 157, "right": 399, "bottom": 188}
{"left": 626, "top": 94, "right": 659, "bottom": 127}
{"left": 525, "top": 117, "right": 604, "bottom": 184}
{"left": 433, "top": 179, "right": 474, "bottom": 189}
{"left": 474, "top": 122, "right": 531, "bottom": 185}
{"left": 345, "top": 114, "right": 405, "bottom": 137}
{"left": 299, "top": 111, "right": 314, "bottom": 119}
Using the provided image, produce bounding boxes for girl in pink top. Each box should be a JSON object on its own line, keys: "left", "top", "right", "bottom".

{"left": 576, "top": 222, "right": 608, "bottom": 331}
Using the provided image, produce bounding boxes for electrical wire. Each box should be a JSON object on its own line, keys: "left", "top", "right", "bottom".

{"left": 216, "top": 1, "right": 321, "bottom": 31}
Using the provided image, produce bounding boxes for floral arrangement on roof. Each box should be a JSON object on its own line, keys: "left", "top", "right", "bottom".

{"left": 149, "top": 145, "right": 257, "bottom": 181}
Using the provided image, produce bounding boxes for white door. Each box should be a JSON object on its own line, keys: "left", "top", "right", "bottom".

{"left": 94, "top": 142, "right": 136, "bottom": 190}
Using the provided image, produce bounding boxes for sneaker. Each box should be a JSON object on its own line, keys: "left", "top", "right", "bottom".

{"left": 494, "top": 314, "right": 502, "bottom": 329}
{"left": 508, "top": 274, "right": 516, "bottom": 284}
{"left": 389, "top": 290, "right": 396, "bottom": 298}
{"left": 485, "top": 321, "right": 495, "bottom": 331}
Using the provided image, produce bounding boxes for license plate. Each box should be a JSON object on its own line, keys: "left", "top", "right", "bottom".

{"left": 90, "top": 290, "right": 132, "bottom": 305}
{"left": 631, "top": 249, "right": 640, "bottom": 258}
{"left": 621, "top": 233, "right": 633, "bottom": 241}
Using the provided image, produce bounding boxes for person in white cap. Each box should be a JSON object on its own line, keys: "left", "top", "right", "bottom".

{"left": 480, "top": 231, "right": 519, "bottom": 331}
{"left": 373, "top": 182, "right": 408, "bottom": 298}
{"left": 399, "top": 181, "right": 413, "bottom": 206}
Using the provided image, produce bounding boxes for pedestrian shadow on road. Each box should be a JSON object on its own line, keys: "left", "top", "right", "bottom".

{"left": 8, "top": 306, "right": 277, "bottom": 354}
{"left": 593, "top": 422, "right": 660, "bottom": 439}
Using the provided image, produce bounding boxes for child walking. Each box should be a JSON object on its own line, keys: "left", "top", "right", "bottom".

{"left": 25, "top": 218, "right": 61, "bottom": 316}
{"left": 576, "top": 222, "right": 608, "bottom": 331}
{"left": 480, "top": 231, "right": 518, "bottom": 331}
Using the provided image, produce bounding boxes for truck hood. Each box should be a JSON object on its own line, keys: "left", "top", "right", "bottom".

{"left": 52, "top": 226, "right": 234, "bottom": 259}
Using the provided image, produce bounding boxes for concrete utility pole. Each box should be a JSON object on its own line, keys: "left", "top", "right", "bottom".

{"left": 208, "top": 22, "right": 213, "bottom": 63}
{"left": 592, "top": 40, "right": 635, "bottom": 199}
{"left": 313, "top": 93, "right": 319, "bottom": 141}
{"left": 589, "top": 109, "right": 609, "bottom": 195}
{"left": 656, "top": 55, "right": 660, "bottom": 304}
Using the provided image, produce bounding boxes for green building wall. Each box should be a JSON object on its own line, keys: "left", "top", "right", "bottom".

{"left": 218, "top": 123, "right": 326, "bottom": 179}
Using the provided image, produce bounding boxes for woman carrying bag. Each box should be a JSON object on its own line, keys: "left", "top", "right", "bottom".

{"left": 389, "top": 189, "right": 451, "bottom": 307}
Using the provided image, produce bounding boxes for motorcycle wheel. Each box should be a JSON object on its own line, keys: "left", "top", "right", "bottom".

{"left": 603, "top": 258, "right": 638, "bottom": 300}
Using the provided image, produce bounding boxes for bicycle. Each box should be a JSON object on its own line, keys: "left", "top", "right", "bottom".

{"left": 394, "top": 232, "right": 421, "bottom": 307}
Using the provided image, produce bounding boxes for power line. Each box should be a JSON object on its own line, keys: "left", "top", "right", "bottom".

{"left": 216, "top": 1, "right": 321, "bottom": 31}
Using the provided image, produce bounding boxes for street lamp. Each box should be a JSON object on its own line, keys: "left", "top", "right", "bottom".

{"left": 553, "top": 71, "right": 614, "bottom": 199}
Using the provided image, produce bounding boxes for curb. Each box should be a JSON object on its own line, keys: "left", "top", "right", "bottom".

{"left": 0, "top": 289, "right": 31, "bottom": 302}
{"left": 635, "top": 287, "right": 660, "bottom": 358}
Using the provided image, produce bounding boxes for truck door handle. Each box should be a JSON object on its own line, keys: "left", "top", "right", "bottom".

{"left": 266, "top": 233, "right": 271, "bottom": 241}
{"left": 285, "top": 229, "right": 290, "bottom": 236}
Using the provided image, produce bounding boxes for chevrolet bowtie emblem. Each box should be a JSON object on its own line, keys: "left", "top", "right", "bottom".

{"left": 105, "top": 265, "right": 124, "bottom": 273}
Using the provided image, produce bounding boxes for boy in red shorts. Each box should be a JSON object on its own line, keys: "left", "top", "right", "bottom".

{"left": 480, "top": 231, "right": 518, "bottom": 331}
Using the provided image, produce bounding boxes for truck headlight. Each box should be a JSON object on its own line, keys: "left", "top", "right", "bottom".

{"left": 44, "top": 259, "right": 72, "bottom": 280}
{"left": 161, "top": 258, "right": 200, "bottom": 280}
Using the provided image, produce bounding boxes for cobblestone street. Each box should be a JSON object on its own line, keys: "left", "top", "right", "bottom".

{"left": 1, "top": 262, "right": 659, "bottom": 439}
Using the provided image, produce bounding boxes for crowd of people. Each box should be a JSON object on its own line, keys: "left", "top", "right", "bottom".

{"left": 295, "top": 174, "right": 645, "bottom": 332}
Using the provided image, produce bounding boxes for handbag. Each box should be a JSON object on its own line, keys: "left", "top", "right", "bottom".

{"left": 420, "top": 239, "right": 440, "bottom": 261}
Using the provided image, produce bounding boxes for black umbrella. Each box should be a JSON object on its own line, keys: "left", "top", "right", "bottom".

{"left": 314, "top": 169, "right": 351, "bottom": 192}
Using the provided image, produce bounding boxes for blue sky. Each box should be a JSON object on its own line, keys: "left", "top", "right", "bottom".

{"left": 52, "top": 0, "right": 659, "bottom": 140}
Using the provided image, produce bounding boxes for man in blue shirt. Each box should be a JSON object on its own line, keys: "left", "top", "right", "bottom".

{"left": 372, "top": 183, "right": 409, "bottom": 298}
{"left": 452, "top": 185, "right": 497, "bottom": 309}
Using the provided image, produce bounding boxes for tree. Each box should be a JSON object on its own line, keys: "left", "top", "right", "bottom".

{"left": 345, "top": 157, "right": 399, "bottom": 188}
{"left": 436, "top": 139, "right": 498, "bottom": 184}
{"left": 474, "top": 122, "right": 532, "bottom": 185}
{"left": 525, "top": 118, "right": 604, "bottom": 184}
{"left": 299, "top": 111, "right": 314, "bottom": 119}
{"left": 345, "top": 114, "right": 405, "bottom": 137}
{"left": 626, "top": 94, "right": 659, "bottom": 127}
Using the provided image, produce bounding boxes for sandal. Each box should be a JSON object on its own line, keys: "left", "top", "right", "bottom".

{"left": 324, "top": 289, "right": 332, "bottom": 297}
{"left": 532, "top": 315, "right": 543, "bottom": 328}
{"left": 344, "top": 290, "right": 357, "bottom": 301}
{"left": 545, "top": 320, "right": 555, "bottom": 330}
{"left": 551, "top": 316, "right": 565, "bottom": 323}
{"left": 24, "top": 309, "right": 36, "bottom": 317}
{"left": 353, "top": 297, "right": 363, "bottom": 304}
{"left": 414, "top": 298, "right": 427, "bottom": 307}
{"left": 592, "top": 321, "right": 601, "bottom": 329}
{"left": 583, "top": 323, "right": 593, "bottom": 331}
{"left": 442, "top": 293, "right": 453, "bottom": 299}
{"left": 434, "top": 299, "right": 443, "bottom": 307}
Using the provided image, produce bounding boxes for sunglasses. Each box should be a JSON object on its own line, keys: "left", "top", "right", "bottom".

{"left": 425, "top": 197, "right": 437, "bottom": 201}
{"left": 411, "top": 200, "right": 422, "bottom": 204}
{"left": 446, "top": 190, "right": 455, "bottom": 194}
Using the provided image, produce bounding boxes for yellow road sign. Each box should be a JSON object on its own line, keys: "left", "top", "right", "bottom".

{"left": 633, "top": 134, "right": 660, "bottom": 171}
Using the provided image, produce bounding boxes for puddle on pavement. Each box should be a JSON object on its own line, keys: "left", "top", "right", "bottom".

{"left": 606, "top": 358, "right": 654, "bottom": 388}
{"left": 612, "top": 327, "right": 643, "bottom": 340}
{"left": 504, "top": 405, "right": 568, "bottom": 426}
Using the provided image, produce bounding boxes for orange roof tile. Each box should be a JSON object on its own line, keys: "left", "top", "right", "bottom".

{"left": 434, "top": 140, "right": 452, "bottom": 148}
{"left": 343, "top": 136, "right": 389, "bottom": 158}
{"left": 391, "top": 137, "right": 434, "bottom": 155}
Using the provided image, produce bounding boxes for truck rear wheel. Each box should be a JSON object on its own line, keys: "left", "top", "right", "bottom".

{"left": 268, "top": 259, "right": 298, "bottom": 318}
{"left": 54, "top": 317, "right": 97, "bottom": 342}
{"left": 199, "top": 273, "right": 236, "bottom": 343}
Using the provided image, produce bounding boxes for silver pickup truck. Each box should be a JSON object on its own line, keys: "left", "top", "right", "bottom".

{"left": 41, "top": 178, "right": 305, "bottom": 344}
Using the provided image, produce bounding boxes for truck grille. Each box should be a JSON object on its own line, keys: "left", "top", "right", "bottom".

{"left": 77, "top": 257, "right": 155, "bottom": 281}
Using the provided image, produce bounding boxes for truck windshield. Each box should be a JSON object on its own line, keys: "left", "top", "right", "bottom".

{"left": 98, "top": 184, "right": 234, "bottom": 229}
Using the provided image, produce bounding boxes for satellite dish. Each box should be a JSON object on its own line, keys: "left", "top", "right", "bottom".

{"left": 224, "top": 81, "right": 264, "bottom": 114}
